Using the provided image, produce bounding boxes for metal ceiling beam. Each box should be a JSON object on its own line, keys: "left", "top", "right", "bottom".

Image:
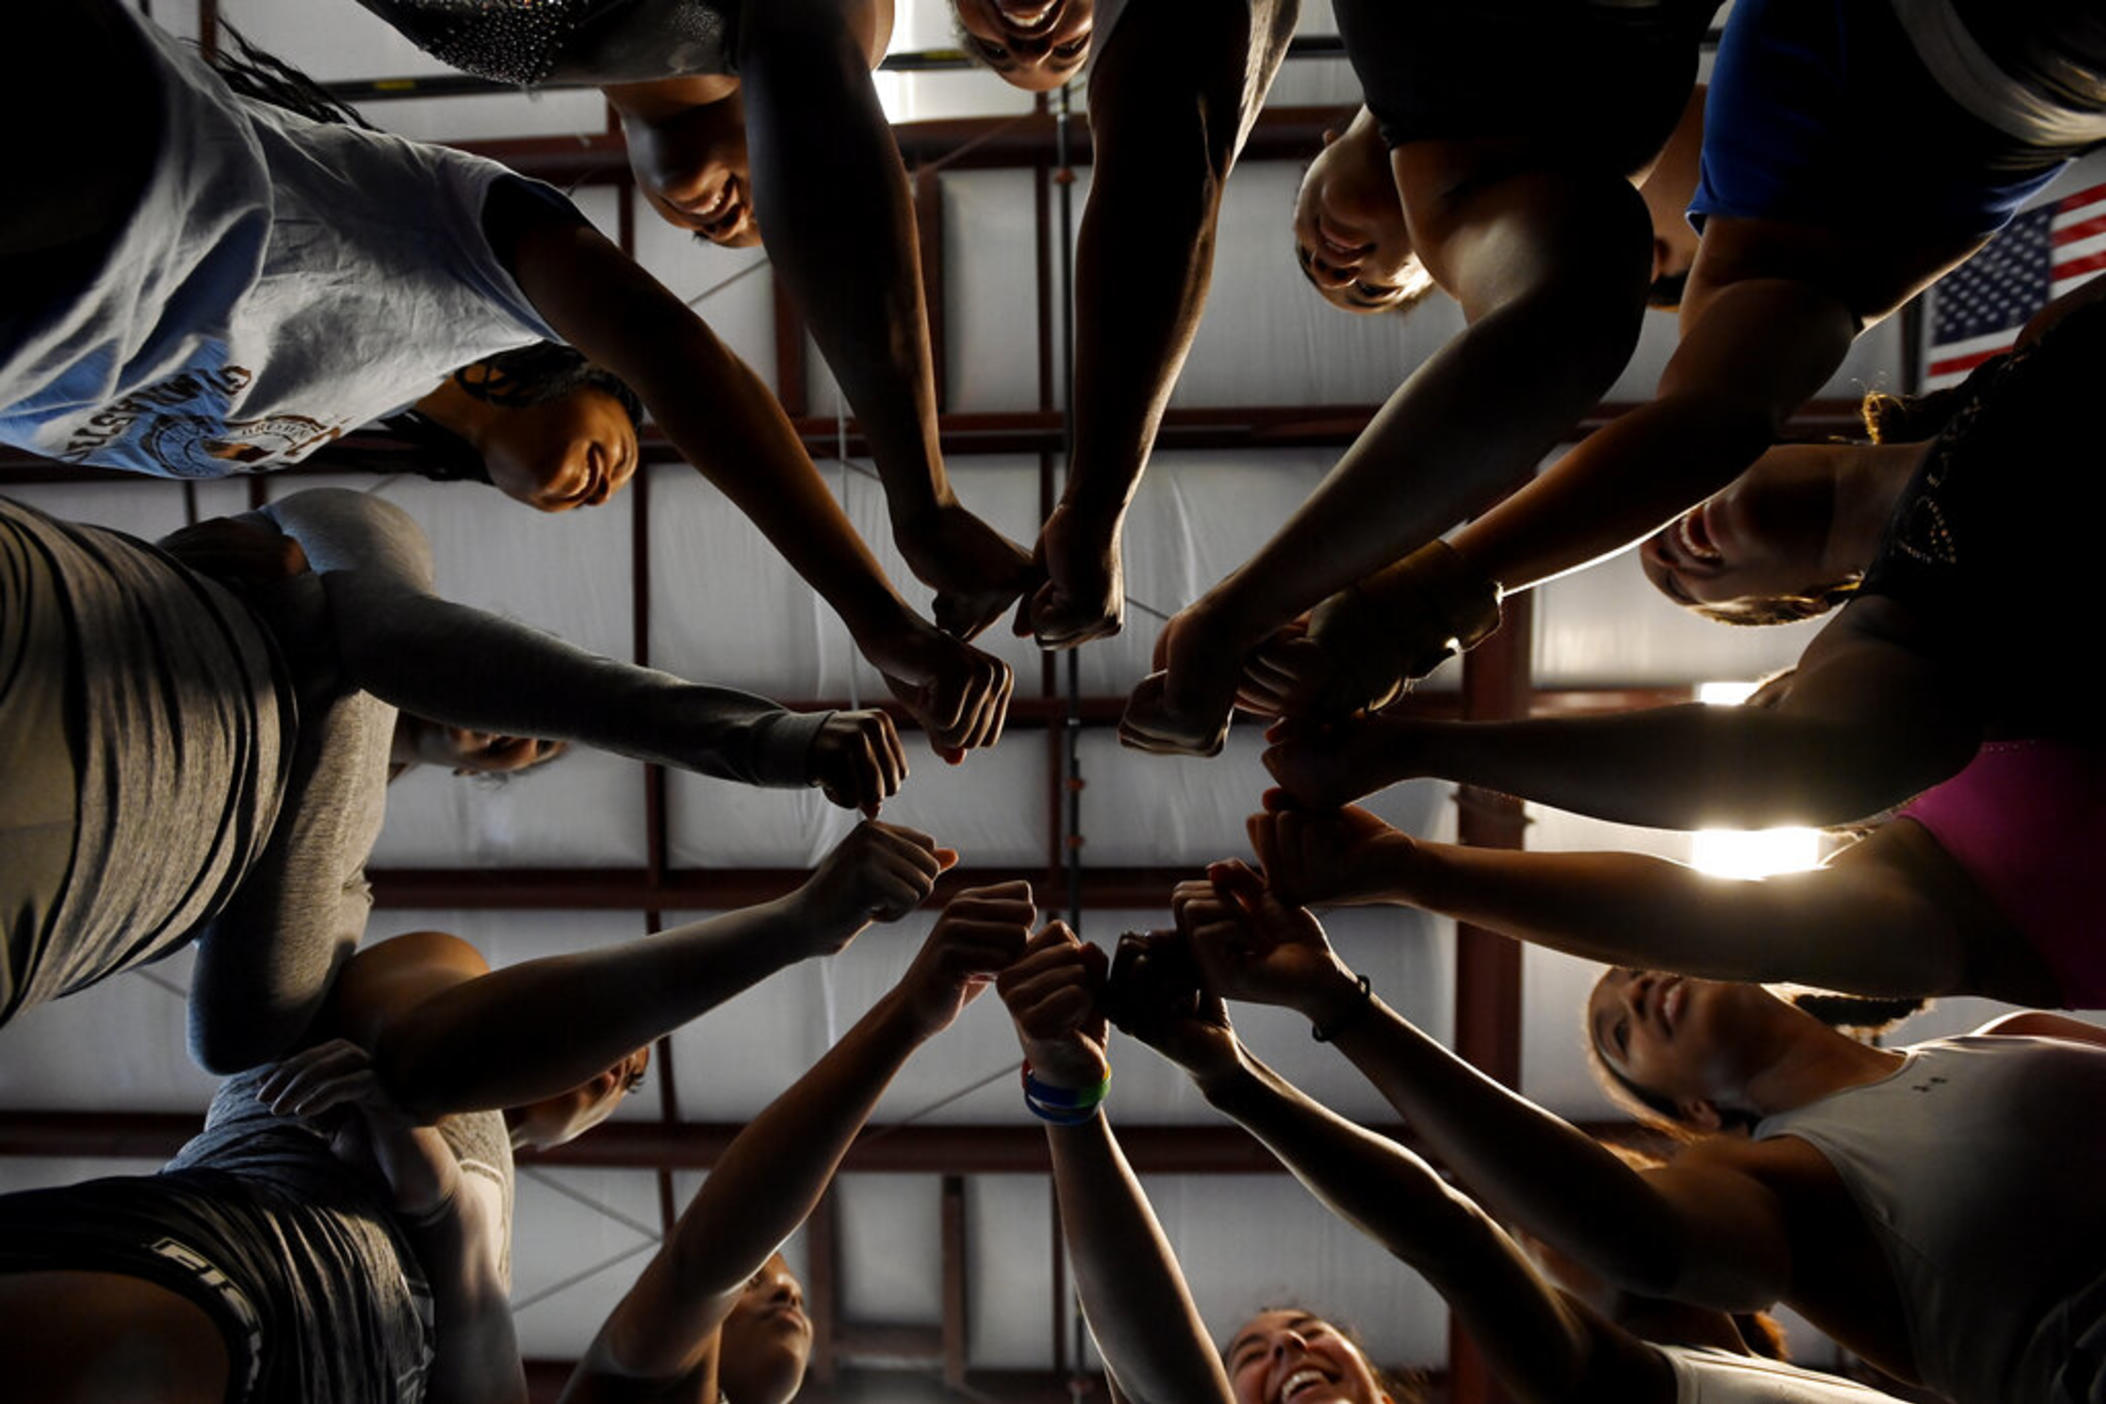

{"left": 0, "top": 401, "right": 1870, "bottom": 485}
{"left": 0, "top": 1111, "right": 1659, "bottom": 1173}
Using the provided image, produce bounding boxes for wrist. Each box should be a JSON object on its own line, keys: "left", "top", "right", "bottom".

{"left": 1292, "top": 960, "right": 1369, "bottom": 1029}
{"left": 889, "top": 478, "right": 958, "bottom": 530}
{"left": 773, "top": 890, "right": 857, "bottom": 961}
{"left": 1194, "top": 1053, "right": 1261, "bottom": 1108}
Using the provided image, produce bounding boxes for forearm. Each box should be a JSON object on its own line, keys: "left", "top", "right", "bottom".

{"left": 413, "top": 1191, "right": 528, "bottom": 1404}
{"left": 1310, "top": 985, "right": 1685, "bottom": 1295}
{"left": 324, "top": 585, "right": 823, "bottom": 785}
{"left": 1397, "top": 707, "right": 1917, "bottom": 829}
{"left": 650, "top": 315, "right": 914, "bottom": 640}
{"left": 1062, "top": 164, "right": 1216, "bottom": 530}
{"left": 1205, "top": 250, "right": 1644, "bottom": 644}
{"left": 1047, "top": 1113, "right": 1235, "bottom": 1404}
{"left": 739, "top": 7, "right": 949, "bottom": 527}
{"left": 1450, "top": 276, "right": 1856, "bottom": 593}
{"left": 378, "top": 898, "right": 813, "bottom": 1118}
{"left": 506, "top": 212, "right": 916, "bottom": 642}
{"left": 667, "top": 990, "right": 927, "bottom": 1295}
{"left": 1202, "top": 1058, "right": 1593, "bottom": 1402}
{"left": 1402, "top": 843, "right": 1806, "bottom": 982}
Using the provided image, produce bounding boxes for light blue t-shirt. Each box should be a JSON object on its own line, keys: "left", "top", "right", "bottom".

{"left": 0, "top": 10, "right": 564, "bottom": 478}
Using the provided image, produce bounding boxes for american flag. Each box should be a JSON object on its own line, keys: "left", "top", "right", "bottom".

{"left": 1922, "top": 180, "right": 2106, "bottom": 389}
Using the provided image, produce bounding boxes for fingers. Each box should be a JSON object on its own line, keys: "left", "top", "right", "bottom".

{"left": 817, "top": 712, "right": 901, "bottom": 816}
{"left": 1207, "top": 858, "right": 1268, "bottom": 905}
{"left": 917, "top": 643, "right": 1012, "bottom": 761}
{"left": 1117, "top": 673, "right": 1229, "bottom": 758}
{"left": 255, "top": 1039, "right": 377, "bottom": 1118}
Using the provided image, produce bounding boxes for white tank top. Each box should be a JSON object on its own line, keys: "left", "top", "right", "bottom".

{"left": 1754, "top": 1035, "right": 2106, "bottom": 1404}
{"left": 0, "top": 10, "right": 561, "bottom": 479}
{"left": 1659, "top": 1346, "right": 1907, "bottom": 1404}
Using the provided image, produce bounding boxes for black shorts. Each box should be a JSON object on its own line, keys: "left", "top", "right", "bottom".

{"left": 0, "top": 1164, "right": 432, "bottom": 1404}
{"left": 1337, "top": 0, "right": 1717, "bottom": 173}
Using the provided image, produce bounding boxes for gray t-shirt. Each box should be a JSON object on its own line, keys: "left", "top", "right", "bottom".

{"left": 0, "top": 496, "right": 292, "bottom": 1023}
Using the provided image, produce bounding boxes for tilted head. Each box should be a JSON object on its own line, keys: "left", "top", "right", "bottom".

{"left": 718, "top": 1252, "right": 813, "bottom": 1404}
{"left": 1583, "top": 969, "right": 1799, "bottom": 1135}
{"left": 1224, "top": 1308, "right": 1418, "bottom": 1404}
{"left": 1638, "top": 442, "right": 1865, "bottom": 625}
{"left": 951, "top": 0, "right": 1093, "bottom": 91}
{"left": 438, "top": 344, "right": 645, "bottom": 512}
{"left": 506, "top": 1046, "right": 652, "bottom": 1151}
{"left": 624, "top": 91, "right": 761, "bottom": 247}
{"left": 1292, "top": 110, "right": 1433, "bottom": 316}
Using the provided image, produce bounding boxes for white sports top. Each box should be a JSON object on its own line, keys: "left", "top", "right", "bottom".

{"left": 1660, "top": 1347, "right": 1906, "bottom": 1404}
{"left": 1754, "top": 1035, "right": 2106, "bottom": 1404}
{"left": 0, "top": 9, "right": 560, "bottom": 478}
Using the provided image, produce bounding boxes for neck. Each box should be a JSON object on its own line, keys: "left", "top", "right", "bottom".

{"left": 1740, "top": 1011, "right": 1905, "bottom": 1119}
{"left": 1824, "top": 440, "right": 1928, "bottom": 576}
{"left": 413, "top": 378, "right": 498, "bottom": 457}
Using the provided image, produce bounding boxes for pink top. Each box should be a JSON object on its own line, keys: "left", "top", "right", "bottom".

{"left": 1899, "top": 739, "right": 2106, "bottom": 1008}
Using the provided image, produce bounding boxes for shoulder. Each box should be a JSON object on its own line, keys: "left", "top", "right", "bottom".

{"left": 325, "top": 930, "right": 491, "bottom": 1045}
{"left": 1971, "top": 1012, "right": 2106, "bottom": 1046}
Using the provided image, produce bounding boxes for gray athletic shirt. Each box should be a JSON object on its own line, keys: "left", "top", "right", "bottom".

{"left": 0, "top": 497, "right": 292, "bottom": 1023}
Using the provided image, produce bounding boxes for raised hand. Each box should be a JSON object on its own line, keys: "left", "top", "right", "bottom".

{"left": 995, "top": 921, "right": 1112, "bottom": 1090}
{"left": 897, "top": 880, "right": 1038, "bottom": 1037}
{"left": 1101, "top": 930, "right": 1242, "bottom": 1086}
{"left": 1013, "top": 502, "right": 1124, "bottom": 649}
{"left": 256, "top": 1039, "right": 458, "bottom": 1221}
{"left": 807, "top": 708, "right": 909, "bottom": 815}
{"left": 1172, "top": 862, "right": 1353, "bottom": 1017}
{"left": 898, "top": 501, "right": 1036, "bottom": 642}
{"left": 787, "top": 820, "right": 958, "bottom": 955}
{"left": 1260, "top": 714, "right": 1422, "bottom": 810}
{"left": 1117, "top": 608, "right": 1244, "bottom": 758}
{"left": 865, "top": 620, "right": 1013, "bottom": 763}
{"left": 1246, "top": 795, "right": 1416, "bottom": 908}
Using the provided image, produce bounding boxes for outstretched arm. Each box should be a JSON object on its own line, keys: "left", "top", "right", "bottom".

{"left": 738, "top": 0, "right": 1030, "bottom": 638}
{"left": 1196, "top": 1047, "right": 1664, "bottom": 1404}
{"left": 572, "top": 882, "right": 1035, "bottom": 1391}
{"left": 493, "top": 184, "right": 1010, "bottom": 757}
{"left": 1176, "top": 866, "right": 1793, "bottom": 1311}
{"left": 1018, "top": 0, "right": 1296, "bottom": 647}
{"left": 1266, "top": 596, "right": 1980, "bottom": 828}
{"left": 996, "top": 924, "right": 1236, "bottom": 1404}
{"left": 1247, "top": 802, "right": 1971, "bottom": 1000}
{"left": 1121, "top": 160, "right": 1659, "bottom": 755}
{"left": 244, "top": 490, "right": 903, "bottom": 793}
{"left": 305, "top": 822, "right": 953, "bottom": 1121}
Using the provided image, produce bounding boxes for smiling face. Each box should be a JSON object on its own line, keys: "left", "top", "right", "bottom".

{"left": 1226, "top": 1310, "right": 1390, "bottom": 1404}
{"left": 625, "top": 93, "right": 761, "bottom": 247}
{"left": 1638, "top": 443, "right": 1853, "bottom": 619}
{"left": 1292, "top": 115, "right": 1425, "bottom": 315}
{"left": 480, "top": 384, "right": 640, "bottom": 513}
{"left": 717, "top": 1253, "right": 813, "bottom": 1404}
{"left": 1587, "top": 970, "right": 1782, "bottom": 1131}
{"left": 952, "top": 0, "right": 1093, "bottom": 91}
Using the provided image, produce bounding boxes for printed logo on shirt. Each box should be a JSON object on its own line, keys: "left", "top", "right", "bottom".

{"left": 59, "top": 365, "right": 342, "bottom": 477}
{"left": 150, "top": 1236, "right": 264, "bottom": 1398}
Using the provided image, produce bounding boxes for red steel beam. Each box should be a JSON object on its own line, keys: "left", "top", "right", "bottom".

{"left": 0, "top": 1111, "right": 1659, "bottom": 1174}
{"left": 0, "top": 401, "right": 1868, "bottom": 484}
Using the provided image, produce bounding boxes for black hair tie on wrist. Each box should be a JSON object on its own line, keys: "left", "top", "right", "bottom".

{"left": 1311, "top": 974, "right": 1375, "bottom": 1043}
